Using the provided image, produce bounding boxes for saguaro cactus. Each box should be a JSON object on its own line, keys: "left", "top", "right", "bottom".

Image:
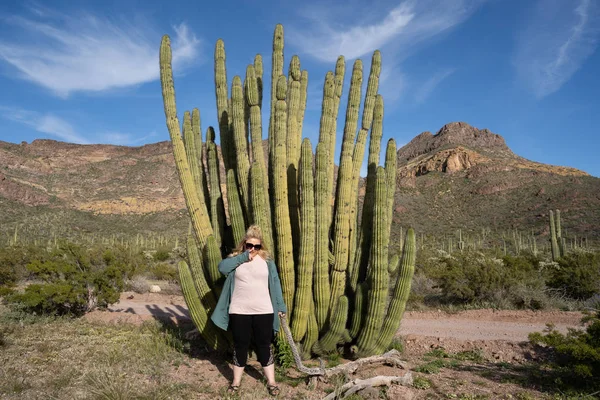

{"left": 159, "top": 24, "right": 415, "bottom": 357}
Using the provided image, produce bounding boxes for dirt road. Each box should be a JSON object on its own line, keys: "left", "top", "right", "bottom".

{"left": 87, "top": 292, "right": 584, "bottom": 343}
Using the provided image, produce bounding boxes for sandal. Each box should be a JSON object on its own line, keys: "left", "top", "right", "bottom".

{"left": 226, "top": 384, "right": 239, "bottom": 395}
{"left": 267, "top": 384, "right": 280, "bottom": 396}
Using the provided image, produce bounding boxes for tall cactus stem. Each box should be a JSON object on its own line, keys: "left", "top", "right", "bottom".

{"left": 178, "top": 260, "right": 228, "bottom": 351}
{"left": 272, "top": 75, "right": 295, "bottom": 317}
{"left": 549, "top": 210, "right": 559, "bottom": 261}
{"left": 231, "top": 75, "right": 251, "bottom": 215}
{"left": 328, "top": 60, "right": 363, "bottom": 316}
{"left": 356, "top": 167, "right": 389, "bottom": 357}
{"left": 246, "top": 65, "right": 272, "bottom": 232}
{"left": 214, "top": 39, "right": 234, "bottom": 172}
{"left": 186, "top": 234, "right": 218, "bottom": 306}
{"left": 226, "top": 169, "right": 246, "bottom": 246}
{"left": 374, "top": 227, "right": 416, "bottom": 354}
{"left": 286, "top": 56, "right": 302, "bottom": 267}
{"left": 206, "top": 127, "right": 226, "bottom": 250}
{"left": 314, "top": 143, "right": 331, "bottom": 331}
{"left": 160, "top": 35, "right": 213, "bottom": 249}
{"left": 249, "top": 162, "right": 274, "bottom": 253}
{"left": 313, "top": 296, "right": 348, "bottom": 355}
{"left": 290, "top": 139, "right": 315, "bottom": 341}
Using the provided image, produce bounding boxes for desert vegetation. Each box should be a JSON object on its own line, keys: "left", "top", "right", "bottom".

{"left": 1, "top": 21, "right": 600, "bottom": 400}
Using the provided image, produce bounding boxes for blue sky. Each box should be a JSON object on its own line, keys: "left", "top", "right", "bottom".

{"left": 0, "top": 0, "right": 599, "bottom": 177}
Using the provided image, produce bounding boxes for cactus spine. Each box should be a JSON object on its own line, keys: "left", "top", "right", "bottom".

{"left": 160, "top": 24, "right": 415, "bottom": 360}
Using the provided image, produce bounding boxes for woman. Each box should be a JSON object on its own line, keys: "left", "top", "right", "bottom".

{"left": 210, "top": 225, "right": 287, "bottom": 396}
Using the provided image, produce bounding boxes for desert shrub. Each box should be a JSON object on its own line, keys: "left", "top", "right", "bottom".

{"left": 422, "top": 251, "right": 551, "bottom": 308}
{"left": 274, "top": 335, "right": 294, "bottom": 369}
{"left": 0, "top": 244, "right": 47, "bottom": 288}
{"left": 547, "top": 250, "right": 600, "bottom": 300}
{"left": 126, "top": 276, "right": 150, "bottom": 293}
{"left": 148, "top": 263, "right": 178, "bottom": 281}
{"left": 529, "top": 310, "right": 600, "bottom": 390}
{"left": 427, "top": 252, "right": 504, "bottom": 303}
{"left": 92, "top": 246, "right": 148, "bottom": 279}
{"left": 407, "top": 272, "right": 440, "bottom": 309}
{"left": 6, "top": 242, "right": 125, "bottom": 316}
{"left": 152, "top": 248, "right": 171, "bottom": 262}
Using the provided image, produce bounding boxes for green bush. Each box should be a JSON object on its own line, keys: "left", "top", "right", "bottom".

{"left": 421, "top": 251, "right": 551, "bottom": 309}
{"left": 0, "top": 244, "right": 47, "bottom": 288}
{"left": 548, "top": 251, "right": 600, "bottom": 300}
{"left": 148, "top": 263, "right": 178, "bottom": 281}
{"left": 274, "top": 335, "right": 294, "bottom": 369}
{"left": 153, "top": 248, "right": 171, "bottom": 262}
{"left": 6, "top": 243, "right": 125, "bottom": 316}
{"left": 529, "top": 310, "right": 600, "bottom": 390}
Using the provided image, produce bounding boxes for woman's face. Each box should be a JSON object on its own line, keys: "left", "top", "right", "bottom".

{"left": 245, "top": 238, "right": 262, "bottom": 257}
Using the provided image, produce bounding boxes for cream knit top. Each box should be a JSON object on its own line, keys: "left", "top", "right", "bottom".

{"left": 229, "top": 254, "right": 274, "bottom": 314}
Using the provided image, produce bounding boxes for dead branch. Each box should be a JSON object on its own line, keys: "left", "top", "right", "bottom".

{"left": 279, "top": 315, "right": 408, "bottom": 378}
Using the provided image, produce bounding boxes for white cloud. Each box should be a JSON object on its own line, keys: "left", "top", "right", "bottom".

{"left": 98, "top": 131, "right": 158, "bottom": 146}
{"left": 414, "top": 68, "right": 455, "bottom": 104}
{"left": 0, "top": 106, "right": 157, "bottom": 145}
{"left": 0, "top": 106, "right": 89, "bottom": 143}
{"left": 378, "top": 63, "right": 406, "bottom": 103}
{"left": 0, "top": 9, "right": 201, "bottom": 97}
{"left": 288, "top": 0, "right": 485, "bottom": 63}
{"left": 514, "top": 0, "right": 600, "bottom": 98}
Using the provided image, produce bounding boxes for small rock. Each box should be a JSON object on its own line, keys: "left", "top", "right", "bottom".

{"left": 149, "top": 285, "right": 161, "bottom": 293}
{"left": 405, "top": 334, "right": 418, "bottom": 342}
{"left": 358, "top": 386, "right": 379, "bottom": 399}
{"left": 387, "top": 385, "right": 415, "bottom": 400}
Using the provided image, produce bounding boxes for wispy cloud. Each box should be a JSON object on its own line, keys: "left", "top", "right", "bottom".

{"left": 0, "top": 7, "right": 201, "bottom": 97}
{"left": 414, "top": 68, "right": 455, "bottom": 104}
{"left": 0, "top": 106, "right": 89, "bottom": 143}
{"left": 288, "top": 0, "right": 485, "bottom": 63}
{"left": 378, "top": 63, "right": 406, "bottom": 102}
{"left": 514, "top": 0, "right": 600, "bottom": 98}
{"left": 0, "top": 106, "right": 156, "bottom": 145}
{"left": 100, "top": 131, "right": 158, "bottom": 146}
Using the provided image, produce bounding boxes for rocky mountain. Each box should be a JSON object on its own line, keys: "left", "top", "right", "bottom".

{"left": 390, "top": 122, "right": 598, "bottom": 240}
{"left": 1, "top": 122, "right": 598, "bottom": 242}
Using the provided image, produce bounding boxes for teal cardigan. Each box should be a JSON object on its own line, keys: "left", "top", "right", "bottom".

{"left": 210, "top": 251, "right": 288, "bottom": 332}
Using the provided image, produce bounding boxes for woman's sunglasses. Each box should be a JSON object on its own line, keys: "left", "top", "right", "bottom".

{"left": 245, "top": 242, "right": 262, "bottom": 250}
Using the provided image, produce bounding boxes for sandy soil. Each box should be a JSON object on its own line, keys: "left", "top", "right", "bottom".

{"left": 87, "top": 292, "right": 584, "bottom": 343}
{"left": 85, "top": 291, "right": 584, "bottom": 362}
{"left": 82, "top": 292, "right": 588, "bottom": 399}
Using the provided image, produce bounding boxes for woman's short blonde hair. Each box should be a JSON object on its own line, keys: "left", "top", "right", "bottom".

{"left": 230, "top": 225, "right": 271, "bottom": 260}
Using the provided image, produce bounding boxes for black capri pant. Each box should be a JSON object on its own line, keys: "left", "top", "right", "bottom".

{"left": 229, "top": 313, "right": 274, "bottom": 368}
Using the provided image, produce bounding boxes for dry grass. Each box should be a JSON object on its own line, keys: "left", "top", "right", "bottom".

{"left": 0, "top": 307, "right": 329, "bottom": 399}
{"left": 2, "top": 303, "right": 593, "bottom": 399}
{"left": 0, "top": 309, "right": 197, "bottom": 399}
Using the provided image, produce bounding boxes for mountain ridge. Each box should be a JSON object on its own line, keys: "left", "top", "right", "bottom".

{"left": 1, "top": 122, "right": 598, "bottom": 241}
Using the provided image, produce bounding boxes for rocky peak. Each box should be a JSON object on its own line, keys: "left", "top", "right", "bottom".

{"left": 396, "top": 122, "right": 512, "bottom": 164}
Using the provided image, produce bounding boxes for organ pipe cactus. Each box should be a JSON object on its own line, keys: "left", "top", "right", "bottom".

{"left": 549, "top": 210, "right": 560, "bottom": 261}
{"left": 159, "top": 24, "right": 415, "bottom": 357}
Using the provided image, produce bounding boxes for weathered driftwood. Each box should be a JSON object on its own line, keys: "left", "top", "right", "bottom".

{"left": 322, "top": 374, "right": 414, "bottom": 400}
{"left": 280, "top": 315, "right": 409, "bottom": 378}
